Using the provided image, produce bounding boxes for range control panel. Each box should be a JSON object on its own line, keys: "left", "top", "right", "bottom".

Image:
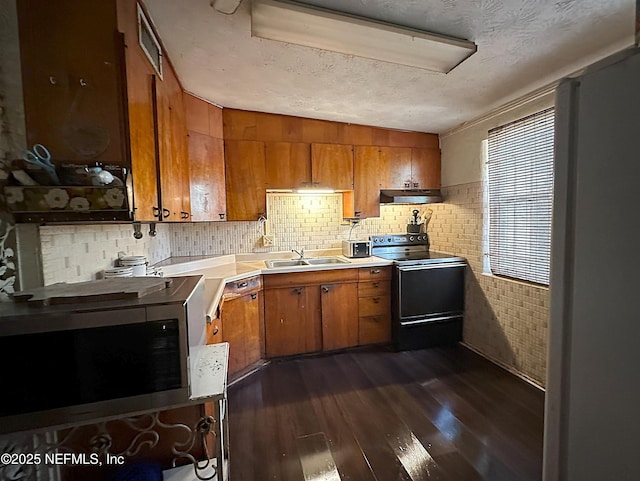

{"left": 370, "top": 234, "right": 430, "bottom": 246}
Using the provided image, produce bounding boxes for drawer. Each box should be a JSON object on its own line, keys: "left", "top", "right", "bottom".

{"left": 263, "top": 269, "right": 357, "bottom": 289}
{"left": 358, "top": 280, "right": 390, "bottom": 297}
{"left": 358, "top": 314, "right": 391, "bottom": 345}
{"left": 223, "top": 275, "right": 262, "bottom": 298}
{"left": 358, "top": 295, "right": 390, "bottom": 317}
{"left": 358, "top": 266, "right": 392, "bottom": 281}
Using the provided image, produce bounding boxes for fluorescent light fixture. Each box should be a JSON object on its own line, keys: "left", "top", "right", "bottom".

{"left": 251, "top": 0, "right": 477, "bottom": 73}
{"left": 211, "top": 0, "right": 243, "bottom": 15}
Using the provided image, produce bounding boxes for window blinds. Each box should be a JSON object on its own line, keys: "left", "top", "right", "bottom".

{"left": 487, "top": 107, "right": 555, "bottom": 285}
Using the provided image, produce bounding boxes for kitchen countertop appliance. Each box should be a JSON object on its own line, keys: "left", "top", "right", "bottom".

{"left": 370, "top": 234, "right": 466, "bottom": 350}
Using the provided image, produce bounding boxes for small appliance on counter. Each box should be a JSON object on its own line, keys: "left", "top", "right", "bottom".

{"left": 342, "top": 239, "right": 371, "bottom": 258}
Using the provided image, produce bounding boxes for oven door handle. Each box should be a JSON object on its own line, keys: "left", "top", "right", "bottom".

{"left": 400, "top": 315, "right": 463, "bottom": 326}
{"left": 398, "top": 262, "right": 467, "bottom": 271}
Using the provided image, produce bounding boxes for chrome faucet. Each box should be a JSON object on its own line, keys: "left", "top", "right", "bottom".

{"left": 292, "top": 248, "right": 305, "bottom": 260}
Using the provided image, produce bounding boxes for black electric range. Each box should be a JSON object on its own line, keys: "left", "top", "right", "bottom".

{"left": 370, "top": 234, "right": 466, "bottom": 350}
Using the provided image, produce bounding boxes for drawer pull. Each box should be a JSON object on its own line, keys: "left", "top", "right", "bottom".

{"left": 372, "top": 282, "right": 379, "bottom": 288}
{"left": 322, "top": 286, "right": 330, "bottom": 293}
{"left": 236, "top": 281, "right": 249, "bottom": 289}
{"left": 372, "top": 297, "right": 380, "bottom": 304}
{"left": 370, "top": 269, "right": 381, "bottom": 274}
{"left": 293, "top": 287, "right": 303, "bottom": 295}
{"left": 250, "top": 293, "right": 258, "bottom": 300}
{"left": 212, "top": 326, "right": 219, "bottom": 335}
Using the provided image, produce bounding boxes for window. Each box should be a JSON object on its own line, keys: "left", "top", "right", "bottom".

{"left": 487, "top": 107, "right": 554, "bottom": 285}
{"left": 138, "top": 4, "right": 163, "bottom": 78}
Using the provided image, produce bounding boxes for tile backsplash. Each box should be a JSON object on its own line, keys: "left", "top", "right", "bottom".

{"left": 39, "top": 224, "right": 170, "bottom": 285}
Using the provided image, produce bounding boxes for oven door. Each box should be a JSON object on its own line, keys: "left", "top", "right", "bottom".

{"left": 394, "top": 261, "right": 466, "bottom": 349}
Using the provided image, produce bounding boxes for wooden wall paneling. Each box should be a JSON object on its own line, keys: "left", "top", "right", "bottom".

{"left": 411, "top": 148, "right": 441, "bottom": 189}
{"left": 338, "top": 123, "right": 373, "bottom": 146}
{"left": 321, "top": 282, "right": 359, "bottom": 351}
{"left": 303, "top": 118, "right": 339, "bottom": 143}
{"left": 183, "top": 93, "right": 209, "bottom": 135}
{"left": 256, "top": 112, "right": 283, "bottom": 141}
{"left": 224, "top": 140, "right": 267, "bottom": 220}
{"left": 311, "top": 143, "right": 354, "bottom": 190}
{"left": 188, "top": 132, "right": 226, "bottom": 221}
{"left": 223, "top": 109, "right": 257, "bottom": 140}
{"left": 18, "top": 0, "right": 126, "bottom": 167}
{"left": 281, "top": 115, "right": 304, "bottom": 142}
{"left": 265, "top": 142, "right": 311, "bottom": 189}
{"left": 209, "top": 104, "right": 224, "bottom": 139}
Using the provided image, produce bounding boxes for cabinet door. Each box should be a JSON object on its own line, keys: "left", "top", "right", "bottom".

{"left": 265, "top": 142, "right": 311, "bottom": 189}
{"left": 188, "top": 132, "right": 226, "bottom": 221}
{"left": 224, "top": 140, "right": 267, "bottom": 220}
{"left": 321, "top": 283, "right": 358, "bottom": 351}
{"left": 411, "top": 148, "right": 441, "bottom": 189}
{"left": 154, "top": 65, "right": 190, "bottom": 221}
{"left": 221, "top": 291, "right": 261, "bottom": 375}
{"left": 353, "top": 146, "right": 383, "bottom": 218}
{"left": 264, "top": 286, "right": 322, "bottom": 357}
{"left": 383, "top": 146, "right": 413, "bottom": 189}
{"left": 311, "top": 143, "right": 354, "bottom": 190}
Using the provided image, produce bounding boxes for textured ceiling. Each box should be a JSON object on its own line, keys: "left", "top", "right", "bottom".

{"left": 144, "top": 0, "right": 634, "bottom": 133}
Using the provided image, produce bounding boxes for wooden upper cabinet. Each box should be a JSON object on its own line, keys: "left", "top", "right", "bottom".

{"left": 117, "top": 0, "right": 159, "bottom": 221}
{"left": 311, "top": 143, "right": 354, "bottom": 190}
{"left": 385, "top": 146, "right": 413, "bottom": 189}
{"left": 265, "top": 142, "right": 311, "bottom": 189}
{"left": 184, "top": 93, "right": 226, "bottom": 221}
{"left": 154, "top": 65, "right": 190, "bottom": 221}
{"left": 411, "top": 148, "right": 441, "bottom": 189}
{"left": 224, "top": 140, "right": 267, "bottom": 220}
{"left": 17, "top": 0, "right": 127, "bottom": 168}
{"left": 353, "top": 146, "right": 383, "bottom": 218}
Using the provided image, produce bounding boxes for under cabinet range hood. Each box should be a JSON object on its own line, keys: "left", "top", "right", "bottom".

{"left": 380, "top": 189, "right": 443, "bottom": 204}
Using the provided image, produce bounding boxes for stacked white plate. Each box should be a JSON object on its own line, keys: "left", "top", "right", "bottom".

{"left": 119, "top": 255, "right": 148, "bottom": 276}
{"left": 103, "top": 266, "right": 134, "bottom": 278}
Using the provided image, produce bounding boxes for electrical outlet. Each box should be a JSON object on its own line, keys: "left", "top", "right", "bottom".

{"left": 262, "top": 235, "right": 274, "bottom": 246}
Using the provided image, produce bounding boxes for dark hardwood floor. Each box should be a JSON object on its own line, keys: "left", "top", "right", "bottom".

{"left": 227, "top": 346, "right": 544, "bottom": 481}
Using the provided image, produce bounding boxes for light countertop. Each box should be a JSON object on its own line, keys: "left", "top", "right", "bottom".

{"left": 153, "top": 249, "right": 393, "bottom": 321}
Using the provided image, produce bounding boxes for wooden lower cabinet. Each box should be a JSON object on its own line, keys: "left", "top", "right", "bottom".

{"left": 263, "top": 269, "right": 360, "bottom": 356}
{"left": 358, "top": 266, "right": 392, "bottom": 345}
{"left": 264, "top": 285, "right": 321, "bottom": 357}
{"left": 220, "top": 286, "right": 263, "bottom": 375}
{"left": 321, "top": 282, "right": 358, "bottom": 351}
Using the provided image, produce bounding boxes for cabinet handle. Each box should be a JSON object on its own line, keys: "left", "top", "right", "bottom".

{"left": 354, "top": 211, "right": 362, "bottom": 217}
{"left": 404, "top": 181, "right": 411, "bottom": 188}
{"left": 250, "top": 293, "right": 257, "bottom": 300}
{"left": 162, "top": 208, "right": 170, "bottom": 218}
{"left": 372, "top": 297, "right": 380, "bottom": 304}
{"left": 372, "top": 282, "right": 379, "bottom": 288}
{"left": 370, "top": 269, "right": 381, "bottom": 274}
{"left": 322, "top": 286, "right": 330, "bottom": 293}
{"left": 219, "top": 213, "right": 225, "bottom": 220}
{"left": 152, "top": 206, "right": 161, "bottom": 219}
{"left": 413, "top": 182, "right": 419, "bottom": 188}
{"left": 293, "top": 287, "right": 303, "bottom": 295}
{"left": 212, "top": 326, "right": 219, "bottom": 335}
{"left": 236, "top": 281, "right": 249, "bottom": 289}
{"left": 181, "top": 211, "right": 190, "bottom": 219}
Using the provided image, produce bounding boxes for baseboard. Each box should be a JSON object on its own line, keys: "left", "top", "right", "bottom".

{"left": 460, "top": 342, "right": 546, "bottom": 392}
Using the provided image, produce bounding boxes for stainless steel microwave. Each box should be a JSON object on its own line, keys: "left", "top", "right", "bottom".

{"left": 0, "top": 276, "right": 208, "bottom": 435}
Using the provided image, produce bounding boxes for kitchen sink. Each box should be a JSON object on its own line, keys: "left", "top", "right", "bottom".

{"left": 305, "top": 257, "right": 351, "bottom": 265}
{"left": 264, "top": 257, "right": 351, "bottom": 268}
